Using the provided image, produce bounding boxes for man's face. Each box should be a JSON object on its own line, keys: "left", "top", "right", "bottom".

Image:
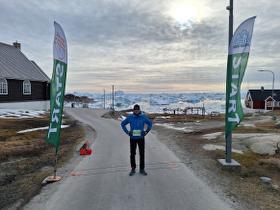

{"left": 133, "top": 108, "right": 140, "bottom": 115}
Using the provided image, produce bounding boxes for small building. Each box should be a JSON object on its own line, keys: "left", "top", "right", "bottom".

{"left": 245, "top": 88, "right": 280, "bottom": 110}
{"left": 0, "top": 41, "right": 50, "bottom": 110}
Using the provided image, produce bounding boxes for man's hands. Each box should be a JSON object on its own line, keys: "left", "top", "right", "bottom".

{"left": 142, "top": 131, "right": 149, "bottom": 136}
{"left": 129, "top": 131, "right": 149, "bottom": 137}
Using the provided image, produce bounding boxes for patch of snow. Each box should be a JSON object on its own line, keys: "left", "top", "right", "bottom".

{"left": 240, "top": 122, "right": 256, "bottom": 127}
{"left": 203, "top": 144, "right": 243, "bottom": 154}
{"left": 243, "top": 107, "right": 269, "bottom": 114}
{"left": 17, "top": 125, "right": 70, "bottom": 134}
{"left": 117, "top": 115, "right": 127, "bottom": 121}
{"left": 231, "top": 133, "right": 280, "bottom": 155}
{"left": 250, "top": 142, "right": 278, "bottom": 155}
{"left": 260, "top": 177, "right": 272, "bottom": 183}
{"left": 156, "top": 116, "right": 171, "bottom": 119}
{"left": 232, "top": 133, "right": 280, "bottom": 147}
{"left": 155, "top": 123, "right": 193, "bottom": 133}
{"left": 202, "top": 132, "right": 223, "bottom": 140}
{"left": 0, "top": 109, "right": 45, "bottom": 119}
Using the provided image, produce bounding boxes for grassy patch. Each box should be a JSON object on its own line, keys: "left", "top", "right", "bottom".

{"left": 0, "top": 113, "right": 85, "bottom": 209}
{"left": 233, "top": 152, "right": 262, "bottom": 167}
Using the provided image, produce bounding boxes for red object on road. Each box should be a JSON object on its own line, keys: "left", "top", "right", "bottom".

{"left": 79, "top": 141, "right": 92, "bottom": 156}
{"left": 80, "top": 148, "right": 92, "bottom": 155}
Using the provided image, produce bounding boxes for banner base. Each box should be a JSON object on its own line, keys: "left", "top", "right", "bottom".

{"left": 42, "top": 175, "right": 62, "bottom": 185}
{"left": 218, "top": 159, "right": 241, "bottom": 171}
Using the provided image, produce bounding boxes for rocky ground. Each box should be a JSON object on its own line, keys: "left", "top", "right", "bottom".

{"left": 152, "top": 112, "right": 280, "bottom": 210}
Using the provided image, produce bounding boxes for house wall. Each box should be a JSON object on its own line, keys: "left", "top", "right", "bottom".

{"left": 0, "top": 79, "right": 50, "bottom": 102}
{"left": 253, "top": 101, "right": 265, "bottom": 109}
{"left": 245, "top": 92, "right": 253, "bottom": 108}
{"left": 0, "top": 100, "right": 50, "bottom": 111}
{"left": 245, "top": 100, "right": 253, "bottom": 108}
{"left": 248, "top": 100, "right": 280, "bottom": 110}
{"left": 264, "top": 104, "right": 280, "bottom": 110}
{"left": 264, "top": 106, "right": 280, "bottom": 110}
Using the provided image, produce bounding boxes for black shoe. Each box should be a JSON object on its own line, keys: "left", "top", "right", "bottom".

{"left": 140, "top": 169, "right": 147, "bottom": 176}
{"left": 129, "top": 169, "right": 136, "bottom": 176}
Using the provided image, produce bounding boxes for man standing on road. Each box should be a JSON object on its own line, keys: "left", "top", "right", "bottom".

{"left": 121, "top": 104, "right": 152, "bottom": 176}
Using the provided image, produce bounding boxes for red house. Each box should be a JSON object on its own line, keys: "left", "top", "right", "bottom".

{"left": 245, "top": 88, "right": 280, "bottom": 110}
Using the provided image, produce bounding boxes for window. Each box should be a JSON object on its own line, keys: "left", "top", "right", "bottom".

{"left": 0, "top": 78, "right": 8, "bottom": 95}
{"left": 23, "top": 80, "right": 31, "bottom": 95}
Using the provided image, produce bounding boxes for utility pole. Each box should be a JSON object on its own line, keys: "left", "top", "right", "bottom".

{"left": 112, "top": 85, "right": 115, "bottom": 111}
{"left": 103, "top": 89, "right": 106, "bottom": 109}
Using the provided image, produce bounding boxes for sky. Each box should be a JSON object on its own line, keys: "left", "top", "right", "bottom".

{"left": 0, "top": 0, "right": 280, "bottom": 93}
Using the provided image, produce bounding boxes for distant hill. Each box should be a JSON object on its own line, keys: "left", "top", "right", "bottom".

{"left": 65, "top": 94, "right": 94, "bottom": 103}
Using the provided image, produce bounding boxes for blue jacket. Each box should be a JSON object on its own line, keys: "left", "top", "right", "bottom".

{"left": 121, "top": 113, "right": 152, "bottom": 140}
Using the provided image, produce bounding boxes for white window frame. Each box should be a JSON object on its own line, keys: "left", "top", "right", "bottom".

{"left": 0, "top": 78, "right": 8, "bottom": 95}
{"left": 23, "top": 80, "right": 31, "bottom": 95}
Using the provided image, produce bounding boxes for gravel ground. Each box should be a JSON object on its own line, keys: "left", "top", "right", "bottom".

{"left": 154, "top": 115, "right": 280, "bottom": 210}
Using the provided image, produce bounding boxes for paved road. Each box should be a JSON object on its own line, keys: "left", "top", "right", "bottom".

{"left": 25, "top": 108, "right": 232, "bottom": 210}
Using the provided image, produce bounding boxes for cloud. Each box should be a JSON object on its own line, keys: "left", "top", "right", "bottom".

{"left": 1, "top": 0, "right": 280, "bottom": 92}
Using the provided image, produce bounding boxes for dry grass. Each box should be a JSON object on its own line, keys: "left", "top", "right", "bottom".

{"left": 102, "top": 109, "right": 225, "bottom": 123}
{"left": 151, "top": 113, "right": 224, "bottom": 123}
{"left": 0, "top": 113, "right": 85, "bottom": 209}
{"left": 259, "top": 158, "right": 280, "bottom": 171}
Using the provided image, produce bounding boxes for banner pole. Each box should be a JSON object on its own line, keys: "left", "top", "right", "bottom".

{"left": 43, "top": 22, "right": 67, "bottom": 184}
{"left": 54, "top": 147, "right": 58, "bottom": 178}
{"left": 225, "top": 134, "right": 232, "bottom": 162}
{"left": 226, "top": 0, "right": 233, "bottom": 163}
{"left": 220, "top": 10, "right": 256, "bottom": 169}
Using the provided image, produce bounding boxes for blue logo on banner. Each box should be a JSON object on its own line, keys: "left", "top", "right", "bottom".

{"left": 232, "top": 29, "right": 251, "bottom": 48}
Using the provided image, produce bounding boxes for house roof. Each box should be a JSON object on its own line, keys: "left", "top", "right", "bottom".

{"left": 0, "top": 42, "right": 50, "bottom": 82}
{"left": 248, "top": 89, "right": 280, "bottom": 101}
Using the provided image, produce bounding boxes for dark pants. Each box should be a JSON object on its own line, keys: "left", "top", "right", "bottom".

{"left": 130, "top": 138, "right": 145, "bottom": 170}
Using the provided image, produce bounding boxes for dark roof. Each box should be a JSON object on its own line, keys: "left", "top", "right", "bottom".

{"left": 248, "top": 89, "right": 280, "bottom": 101}
{"left": 0, "top": 42, "right": 50, "bottom": 82}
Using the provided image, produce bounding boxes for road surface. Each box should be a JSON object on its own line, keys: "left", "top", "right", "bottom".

{"left": 24, "top": 108, "right": 232, "bottom": 210}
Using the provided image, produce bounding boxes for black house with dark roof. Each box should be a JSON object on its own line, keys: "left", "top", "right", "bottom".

{"left": 0, "top": 41, "right": 50, "bottom": 110}
{"left": 245, "top": 88, "right": 280, "bottom": 110}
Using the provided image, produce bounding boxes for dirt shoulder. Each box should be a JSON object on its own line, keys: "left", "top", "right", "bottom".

{"left": 153, "top": 113, "right": 280, "bottom": 210}
{"left": 0, "top": 113, "right": 91, "bottom": 210}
